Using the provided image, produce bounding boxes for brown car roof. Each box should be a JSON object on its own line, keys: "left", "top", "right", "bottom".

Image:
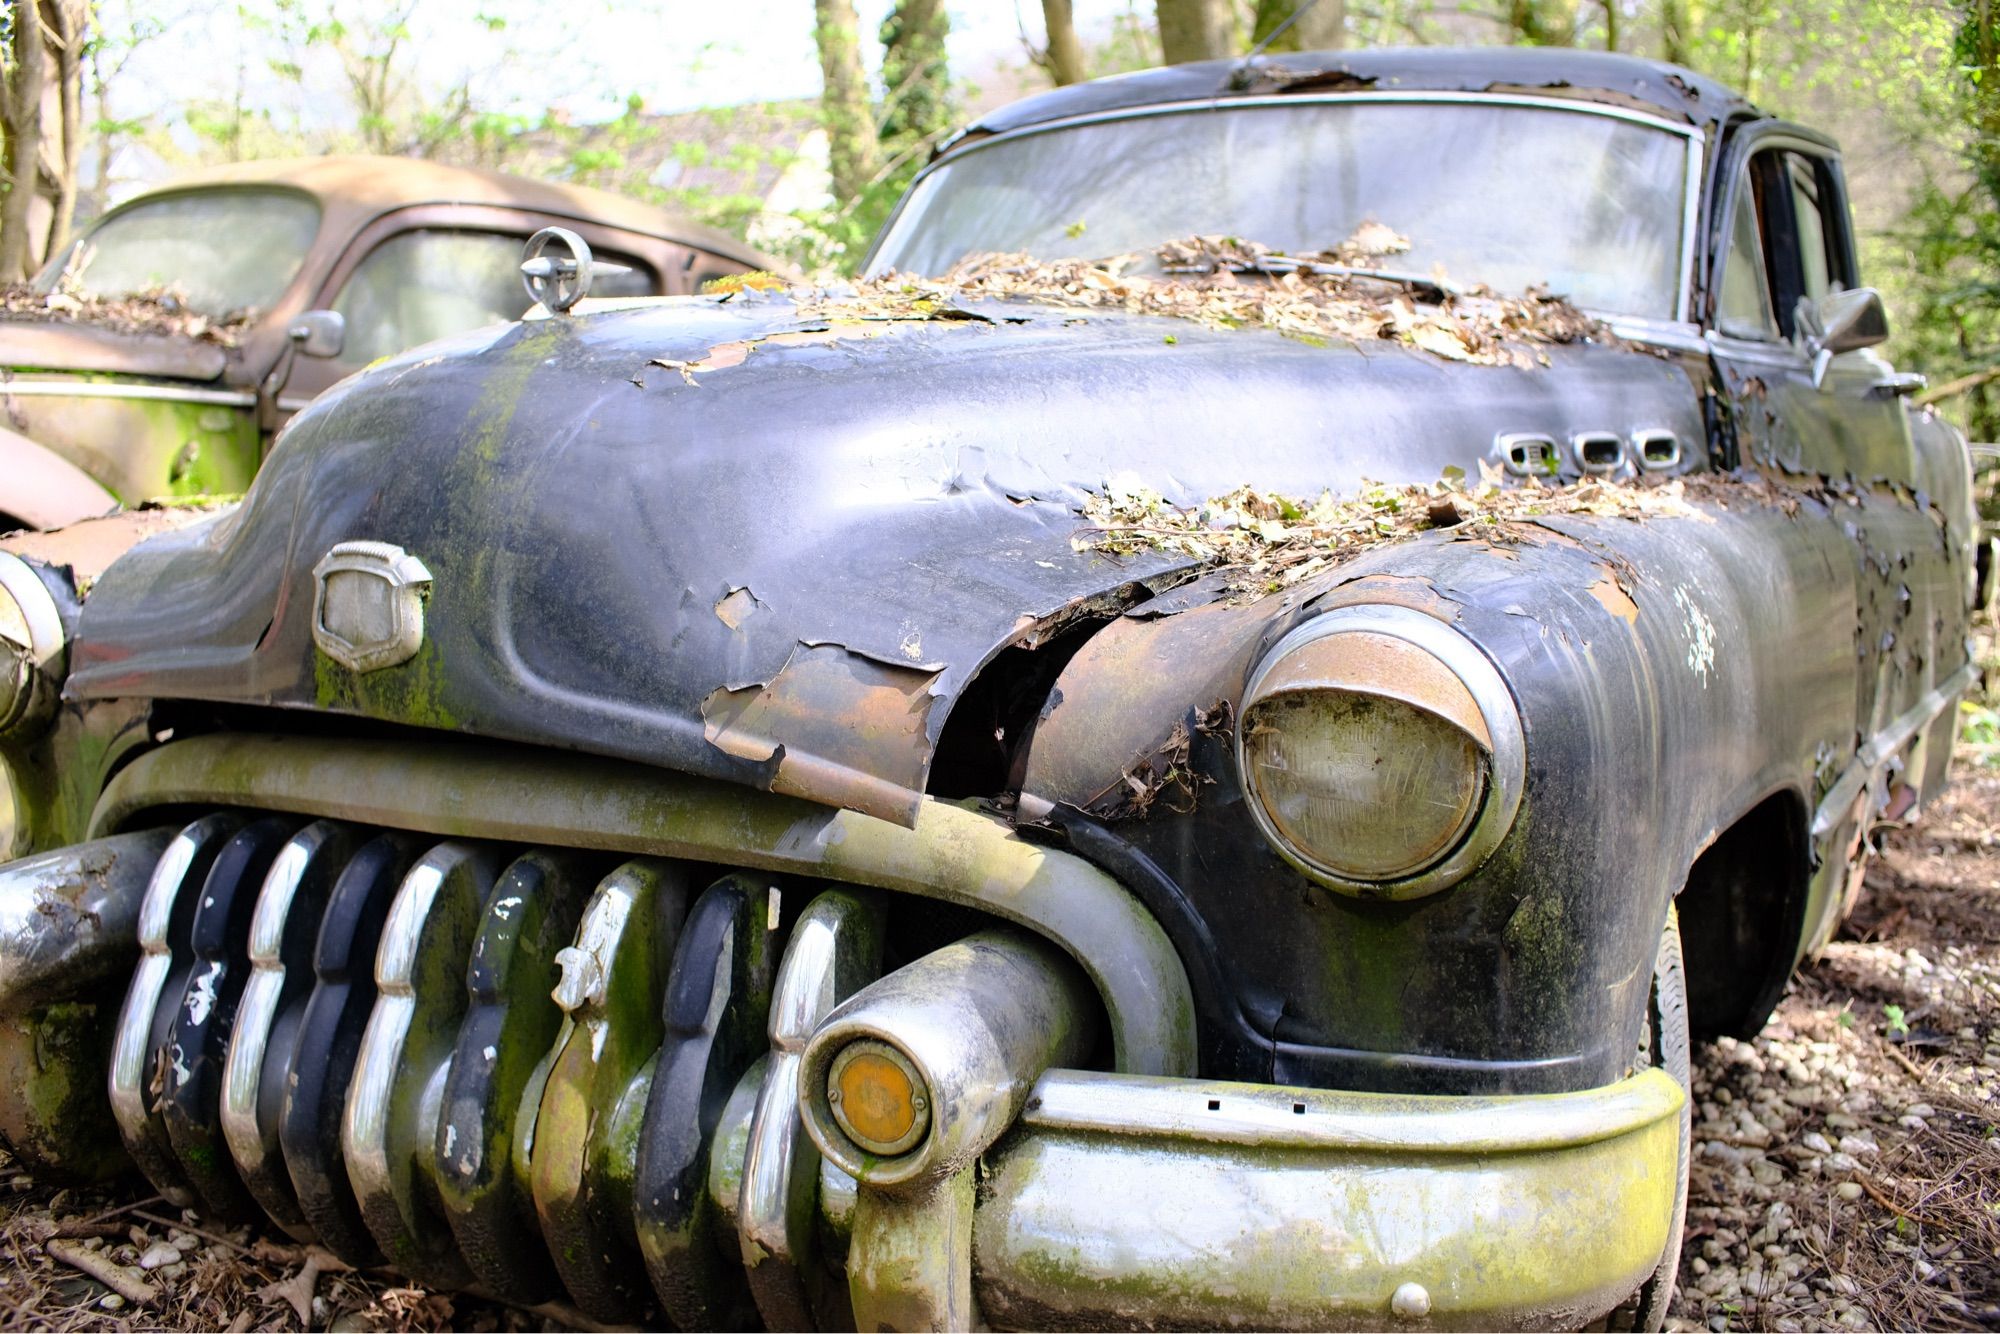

{"left": 120, "top": 154, "right": 772, "bottom": 269}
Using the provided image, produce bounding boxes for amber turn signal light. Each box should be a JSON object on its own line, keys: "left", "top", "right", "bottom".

{"left": 826, "top": 1039, "right": 931, "bottom": 1157}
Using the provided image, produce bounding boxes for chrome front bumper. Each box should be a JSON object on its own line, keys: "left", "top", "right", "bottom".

{"left": 968, "top": 1067, "right": 1684, "bottom": 1331}
{"left": 0, "top": 734, "right": 1683, "bottom": 1330}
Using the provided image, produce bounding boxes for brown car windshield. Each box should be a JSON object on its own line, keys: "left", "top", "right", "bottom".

{"left": 868, "top": 100, "right": 1692, "bottom": 320}
{"left": 45, "top": 188, "right": 322, "bottom": 319}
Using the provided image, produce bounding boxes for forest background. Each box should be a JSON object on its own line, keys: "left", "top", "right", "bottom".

{"left": 0, "top": 0, "right": 1997, "bottom": 440}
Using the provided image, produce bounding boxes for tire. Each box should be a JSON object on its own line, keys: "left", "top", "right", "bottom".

{"left": 1604, "top": 905, "right": 1691, "bottom": 1333}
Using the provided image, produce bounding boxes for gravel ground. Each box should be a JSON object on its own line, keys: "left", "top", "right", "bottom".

{"left": 1670, "top": 749, "right": 2000, "bottom": 1332}
{"left": 0, "top": 754, "right": 1994, "bottom": 1332}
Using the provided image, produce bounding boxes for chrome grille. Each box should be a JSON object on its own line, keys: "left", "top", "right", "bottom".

{"left": 109, "top": 812, "right": 881, "bottom": 1327}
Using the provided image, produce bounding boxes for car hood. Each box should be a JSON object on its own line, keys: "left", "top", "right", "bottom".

{"left": 67, "top": 292, "right": 1702, "bottom": 824}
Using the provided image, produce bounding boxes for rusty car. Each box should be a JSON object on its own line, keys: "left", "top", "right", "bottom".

{"left": 0, "top": 155, "right": 773, "bottom": 532}
{"left": 0, "top": 45, "right": 1980, "bottom": 1333}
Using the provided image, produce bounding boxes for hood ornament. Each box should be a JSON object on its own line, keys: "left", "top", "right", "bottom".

{"left": 519, "top": 227, "right": 631, "bottom": 316}
{"left": 311, "top": 541, "right": 432, "bottom": 672}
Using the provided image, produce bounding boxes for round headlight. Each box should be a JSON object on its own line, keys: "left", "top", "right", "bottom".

{"left": 0, "top": 552, "right": 67, "bottom": 740}
{"left": 1237, "top": 606, "right": 1524, "bottom": 899}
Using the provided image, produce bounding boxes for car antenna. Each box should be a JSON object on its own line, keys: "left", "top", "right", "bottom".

{"left": 1229, "top": 0, "right": 1324, "bottom": 89}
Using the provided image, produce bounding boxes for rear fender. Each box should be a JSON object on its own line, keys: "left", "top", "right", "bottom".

{"left": 0, "top": 428, "right": 118, "bottom": 532}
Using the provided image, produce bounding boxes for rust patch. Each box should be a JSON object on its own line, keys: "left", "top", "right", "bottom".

{"left": 700, "top": 641, "right": 943, "bottom": 825}
{"left": 1587, "top": 570, "right": 1640, "bottom": 625}
{"left": 713, "top": 585, "right": 765, "bottom": 631}
{"left": 650, "top": 320, "right": 909, "bottom": 386}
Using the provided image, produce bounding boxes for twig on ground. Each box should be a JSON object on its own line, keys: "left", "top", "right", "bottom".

{"left": 44, "top": 1236, "right": 160, "bottom": 1306}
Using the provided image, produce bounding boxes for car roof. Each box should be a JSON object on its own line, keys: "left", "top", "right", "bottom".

{"left": 957, "top": 46, "right": 1760, "bottom": 147}
{"left": 112, "top": 155, "right": 772, "bottom": 268}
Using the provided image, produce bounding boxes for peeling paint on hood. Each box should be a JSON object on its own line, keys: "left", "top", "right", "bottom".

{"left": 64, "top": 290, "right": 1703, "bottom": 824}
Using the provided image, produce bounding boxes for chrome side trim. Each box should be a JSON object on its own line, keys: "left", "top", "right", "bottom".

{"left": 1604, "top": 316, "right": 1707, "bottom": 354}
{"left": 0, "top": 380, "right": 254, "bottom": 408}
{"left": 1811, "top": 653, "right": 1980, "bottom": 838}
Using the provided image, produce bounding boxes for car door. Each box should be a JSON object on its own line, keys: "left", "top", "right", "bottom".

{"left": 280, "top": 213, "right": 665, "bottom": 405}
{"left": 1706, "top": 125, "right": 1971, "bottom": 939}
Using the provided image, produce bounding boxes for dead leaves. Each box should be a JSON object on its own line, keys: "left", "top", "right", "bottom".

{"left": 0, "top": 282, "right": 252, "bottom": 346}
{"left": 1087, "top": 701, "right": 1235, "bottom": 819}
{"left": 905, "top": 232, "right": 1607, "bottom": 366}
{"left": 1074, "top": 469, "right": 1723, "bottom": 600}
{"left": 707, "top": 233, "right": 1611, "bottom": 369}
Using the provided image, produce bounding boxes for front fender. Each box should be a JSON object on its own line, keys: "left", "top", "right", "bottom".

{"left": 1020, "top": 488, "right": 1870, "bottom": 1093}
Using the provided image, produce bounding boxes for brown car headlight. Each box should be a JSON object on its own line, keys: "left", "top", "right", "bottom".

{"left": 1237, "top": 605, "right": 1525, "bottom": 899}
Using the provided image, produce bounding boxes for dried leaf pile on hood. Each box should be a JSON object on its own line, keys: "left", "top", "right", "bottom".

{"left": 1074, "top": 468, "right": 1739, "bottom": 598}
{"left": 800, "top": 229, "right": 1610, "bottom": 367}
{"left": 0, "top": 283, "right": 251, "bottom": 347}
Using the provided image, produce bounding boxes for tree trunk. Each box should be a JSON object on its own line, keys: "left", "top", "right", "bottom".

{"left": 1602, "top": 0, "right": 1619, "bottom": 50}
{"left": 44, "top": 0, "right": 85, "bottom": 257}
{"left": 1251, "top": 0, "right": 1343, "bottom": 49}
{"left": 0, "top": 0, "right": 50, "bottom": 282}
{"left": 1660, "top": 0, "right": 1688, "bottom": 63}
{"left": 1155, "top": 0, "right": 1235, "bottom": 63}
{"left": 880, "top": 0, "right": 951, "bottom": 147}
{"left": 1042, "top": 0, "right": 1088, "bottom": 84}
{"left": 815, "top": 0, "right": 881, "bottom": 206}
{"left": 1292, "top": 0, "right": 1346, "bottom": 49}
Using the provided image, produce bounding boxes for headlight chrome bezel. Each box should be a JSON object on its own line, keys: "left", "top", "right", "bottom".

{"left": 1236, "top": 604, "right": 1526, "bottom": 900}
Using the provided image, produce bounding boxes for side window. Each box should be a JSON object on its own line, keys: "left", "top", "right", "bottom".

{"left": 332, "top": 230, "right": 531, "bottom": 368}
{"left": 331, "top": 230, "right": 656, "bottom": 368}
{"left": 1717, "top": 171, "right": 1778, "bottom": 340}
{"left": 1783, "top": 152, "right": 1850, "bottom": 305}
{"left": 1715, "top": 146, "right": 1855, "bottom": 343}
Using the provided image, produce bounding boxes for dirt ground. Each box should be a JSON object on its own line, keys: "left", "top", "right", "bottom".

{"left": 0, "top": 755, "right": 1994, "bottom": 1332}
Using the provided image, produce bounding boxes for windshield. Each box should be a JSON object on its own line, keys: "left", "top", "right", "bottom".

{"left": 45, "top": 188, "right": 321, "bottom": 318}
{"left": 870, "top": 100, "right": 1692, "bottom": 320}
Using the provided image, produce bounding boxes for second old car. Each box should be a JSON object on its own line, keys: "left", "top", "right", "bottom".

{"left": 0, "top": 46, "right": 1980, "bottom": 1334}
{"left": 0, "top": 156, "right": 773, "bottom": 532}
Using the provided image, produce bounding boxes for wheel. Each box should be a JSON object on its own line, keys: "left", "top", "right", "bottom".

{"left": 1604, "top": 905, "right": 1691, "bottom": 1332}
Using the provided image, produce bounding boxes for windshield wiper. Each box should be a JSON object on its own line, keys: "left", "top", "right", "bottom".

{"left": 1159, "top": 253, "right": 1461, "bottom": 301}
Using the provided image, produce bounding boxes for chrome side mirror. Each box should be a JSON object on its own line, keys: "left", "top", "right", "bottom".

{"left": 288, "top": 309, "right": 346, "bottom": 359}
{"left": 1800, "top": 287, "right": 1889, "bottom": 387}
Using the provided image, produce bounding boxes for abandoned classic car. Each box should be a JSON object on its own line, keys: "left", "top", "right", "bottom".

{"left": 0, "top": 156, "right": 772, "bottom": 532}
{"left": 0, "top": 45, "right": 1979, "bottom": 1333}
